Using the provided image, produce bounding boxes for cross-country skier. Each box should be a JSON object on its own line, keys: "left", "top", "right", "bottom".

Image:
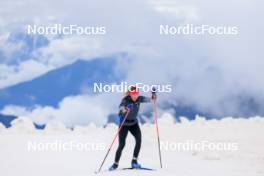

{"left": 109, "top": 86, "right": 156, "bottom": 170}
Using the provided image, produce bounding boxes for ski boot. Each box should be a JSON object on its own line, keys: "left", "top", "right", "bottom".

{"left": 131, "top": 159, "right": 141, "bottom": 169}
{"left": 109, "top": 163, "right": 118, "bottom": 171}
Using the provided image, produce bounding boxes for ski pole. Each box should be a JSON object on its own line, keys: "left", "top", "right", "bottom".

{"left": 153, "top": 98, "right": 162, "bottom": 168}
{"left": 96, "top": 110, "right": 130, "bottom": 173}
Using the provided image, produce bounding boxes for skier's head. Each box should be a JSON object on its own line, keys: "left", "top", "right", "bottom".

{"left": 129, "top": 86, "right": 139, "bottom": 101}
{"left": 125, "top": 86, "right": 139, "bottom": 101}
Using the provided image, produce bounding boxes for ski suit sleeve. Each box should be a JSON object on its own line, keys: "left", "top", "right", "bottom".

{"left": 119, "top": 97, "right": 129, "bottom": 111}
{"left": 139, "top": 96, "right": 151, "bottom": 103}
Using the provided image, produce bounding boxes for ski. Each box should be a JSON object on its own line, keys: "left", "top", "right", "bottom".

{"left": 122, "top": 167, "right": 155, "bottom": 171}
{"left": 95, "top": 166, "right": 155, "bottom": 174}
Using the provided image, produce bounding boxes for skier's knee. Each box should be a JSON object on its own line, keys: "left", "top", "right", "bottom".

{"left": 119, "top": 141, "right": 126, "bottom": 149}
{"left": 136, "top": 136, "right": 141, "bottom": 145}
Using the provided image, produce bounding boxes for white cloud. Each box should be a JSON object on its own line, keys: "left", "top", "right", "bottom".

{"left": 1, "top": 93, "right": 122, "bottom": 126}
{"left": 0, "top": 34, "right": 116, "bottom": 89}
{"left": 35, "top": 36, "right": 107, "bottom": 67}
{"left": 0, "top": 60, "right": 54, "bottom": 88}
{"left": 147, "top": 0, "right": 200, "bottom": 22}
{"left": 0, "top": 105, "right": 28, "bottom": 116}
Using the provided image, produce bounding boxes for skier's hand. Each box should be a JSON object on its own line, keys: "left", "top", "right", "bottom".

{"left": 121, "top": 107, "right": 127, "bottom": 113}
{"left": 120, "top": 104, "right": 133, "bottom": 113}
{"left": 126, "top": 104, "right": 134, "bottom": 111}
{"left": 151, "top": 87, "right": 157, "bottom": 100}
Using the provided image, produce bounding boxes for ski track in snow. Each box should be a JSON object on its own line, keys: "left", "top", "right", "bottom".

{"left": 0, "top": 113, "right": 264, "bottom": 176}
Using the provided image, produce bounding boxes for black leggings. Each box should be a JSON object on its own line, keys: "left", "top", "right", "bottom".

{"left": 114, "top": 123, "right": 142, "bottom": 163}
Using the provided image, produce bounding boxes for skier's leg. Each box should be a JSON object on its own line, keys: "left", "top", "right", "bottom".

{"left": 129, "top": 123, "right": 142, "bottom": 160}
{"left": 114, "top": 125, "right": 129, "bottom": 163}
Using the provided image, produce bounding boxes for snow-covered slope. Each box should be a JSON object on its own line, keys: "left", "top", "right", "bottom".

{"left": 0, "top": 114, "right": 263, "bottom": 176}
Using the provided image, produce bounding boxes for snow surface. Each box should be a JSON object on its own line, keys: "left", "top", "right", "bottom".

{"left": 0, "top": 113, "right": 264, "bottom": 176}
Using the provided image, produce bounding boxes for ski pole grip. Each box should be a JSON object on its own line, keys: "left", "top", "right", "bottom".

{"left": 151, "top": 87, "right": 157, "bottom": 99}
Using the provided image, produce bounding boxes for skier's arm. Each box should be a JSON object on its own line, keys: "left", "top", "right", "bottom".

{"left": 139, "top": 96, "right": 151, "bottom": 103}
{"left": 140, "top": 93, "right": 157, "bottom": 103}
{"left": 119, "top": 98, "right": 129, "bottom": 113}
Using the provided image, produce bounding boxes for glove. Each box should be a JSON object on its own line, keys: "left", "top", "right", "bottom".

{"left": 126, "top": 104, "right": 134, "bottom": 111}
{"left": 120, "top": 104, "right": 133, "bottom": 115}
{"left": 119, "top": 104, "right": 133, "bottom": 124}
{"left": 151, "top": 87, "right": 157, "bottom": 100}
